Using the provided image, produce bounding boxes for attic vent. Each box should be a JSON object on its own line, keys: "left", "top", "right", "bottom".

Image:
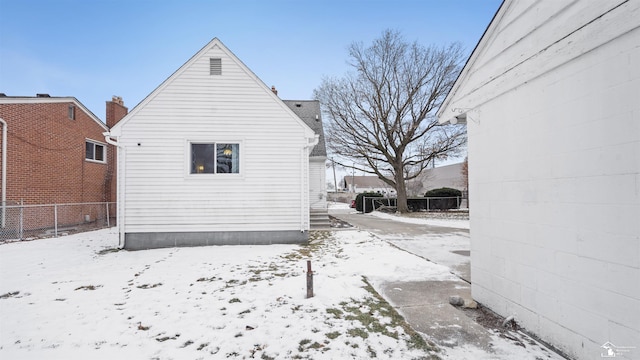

{"left": 210, "top": 58, "right": 222, "bottom": 75}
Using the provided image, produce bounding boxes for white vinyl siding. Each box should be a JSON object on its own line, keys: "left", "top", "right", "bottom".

{"left": 309, "top": 157, "right": 327, "bottom": 210}
{"left": 117, "top": 42, "right": 315, "bottom": 234}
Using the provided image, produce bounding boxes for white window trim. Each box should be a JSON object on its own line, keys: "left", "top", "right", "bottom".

{"left": 185, "top": 139, "right": 243, "bottom": 178}
{"left": 85, "top": 138, "right": 107, "bottom": 164}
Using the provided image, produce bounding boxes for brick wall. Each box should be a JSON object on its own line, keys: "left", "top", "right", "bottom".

{"left": 105, "top": 96, "right": 128, "bottom": 203}
{"left": 0, "top": 100, "right": 110, "bottom": 205}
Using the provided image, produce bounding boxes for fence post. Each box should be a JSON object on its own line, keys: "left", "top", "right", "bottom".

{"left": 426, "top": 198, "right": 430, "bottom": 212}
{"left": 54, "top": 204, "right": 58, "bottom": 238}
{"left": 106, "top": 202, "right": 110, "bottom": 228}
{"left": 19, "top": 199, "right": 24, "bottom": 240}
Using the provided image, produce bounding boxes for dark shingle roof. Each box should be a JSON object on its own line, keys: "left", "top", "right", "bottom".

{"left": 283, "top": 100, "right": 327, "bottom": 157}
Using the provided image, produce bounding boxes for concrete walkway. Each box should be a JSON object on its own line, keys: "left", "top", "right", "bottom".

{"left": 329, "top": 206, "right": 566, "bottom": 359}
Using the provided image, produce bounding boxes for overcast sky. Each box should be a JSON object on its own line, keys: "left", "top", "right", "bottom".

{"left": 1, "top": 0, "right": 501, "bottom": 120}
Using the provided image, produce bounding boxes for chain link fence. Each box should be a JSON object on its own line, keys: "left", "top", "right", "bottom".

{"left": 362, "top": 196, "right": 466, "bottom": 213}
{"left": 0, "top": 201, "right": 116, "bottom": 241}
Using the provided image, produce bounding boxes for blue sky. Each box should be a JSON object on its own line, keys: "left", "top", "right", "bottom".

{"left": 0, "top": 0, "right": 502, "bottom": 120}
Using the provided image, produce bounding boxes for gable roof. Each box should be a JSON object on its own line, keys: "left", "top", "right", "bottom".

{"left": 420, "top": 162, "right": 465, "bottom": 190}
{"left": 110, "top": 37, "right": 314, "bottom": 137}
{"left": 0, "top": 95, "right": 108, "bottom": 131}
{"left": 283, "top": 100, "right": 326, "bottom": 157}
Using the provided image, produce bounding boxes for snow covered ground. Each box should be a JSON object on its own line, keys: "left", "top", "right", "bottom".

{"left": 0, "top": 227, "right": 451, "bottom": 359}
{"left": 1, "top": 221, "right": 563, "bottom": 360}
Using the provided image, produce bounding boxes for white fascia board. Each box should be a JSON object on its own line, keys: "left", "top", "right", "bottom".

{"left": 437, "top": 1, "right": 508, "bottom": 123}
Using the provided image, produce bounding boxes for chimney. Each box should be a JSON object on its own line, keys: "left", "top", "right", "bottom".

{"left": 271, "top": 85, "right": 278, "bottom": 96}
{"left": 106, "top": 95, "right": 128, "bottom": 128}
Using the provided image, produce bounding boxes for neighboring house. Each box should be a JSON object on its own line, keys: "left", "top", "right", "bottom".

{"left": 437, "top": 1, "right": 639, "bottom": 359}
{"left": 412, "top": 162, "right": 466, "bottom": 195}
{"left": 342, "top": 176, "right": 396, "bottom": 197}
{"left": 0, "top": 94, "right": 126, "bottom": 236}
{"left": 104, "top": 38, "right": 323, "bottom": 250}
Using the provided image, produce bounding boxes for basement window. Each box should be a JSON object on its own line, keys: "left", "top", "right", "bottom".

{"left": 190, "top": 142, "right": 239, "bottom": 174}
{"left": 210, "top": 58, "right": 222, "bottom": 75}
{"left": 68, "top": 105, "right": 75, "bottom": 120}
{"left": 85, "top": 140, "right": 106, "bottom": 163}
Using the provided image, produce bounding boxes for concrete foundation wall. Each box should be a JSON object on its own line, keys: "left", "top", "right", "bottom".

{"left": 124, "top": 230, "right": 309, "bottom": 250}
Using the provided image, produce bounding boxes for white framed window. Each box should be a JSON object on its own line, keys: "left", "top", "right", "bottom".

{"left": 85, "top": 140, "right": 106, "bottom": 163}
{"left": 68, "top": 105, "right": 75, "bottom": 120}
{"left": 190, "top": 142, "right": 239, "bottom": 174}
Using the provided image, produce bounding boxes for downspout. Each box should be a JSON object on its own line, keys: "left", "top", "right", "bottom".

{"left": 103, "top": 131, "right": 125, "bottom": 248}
{"left": 301, "top": 134, "right": 320, "bottom": 231}
{"left": 0, "top": 118, "right": 6, "bottom": 228}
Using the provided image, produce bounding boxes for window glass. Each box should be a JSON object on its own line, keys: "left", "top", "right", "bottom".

{"left": 191, "top": 143, "right": 215, "bottom": 173}
{"left": 86, "top": 142, "right": 94, "bottom": 160}
{"left": 85, "top": 141, "right": 106, "bottom": 162}
{"left": 191, "top": 142, "right": 239, "bottom": 174}
{"left": 95, "top": 144, "right": 104, "bottom": 161}
{"left": 216, "top": 143, "right": 239, "bottom": 173}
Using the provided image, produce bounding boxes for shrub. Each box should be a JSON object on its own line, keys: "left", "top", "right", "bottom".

{"left": 355, "top": 192, "right": 384, "bottom": 213}
{"left": 424, "top": 187, "right": 462, "bottom": 210}
{"left": 424, "top": 187, "right": 462, "bottom": 198}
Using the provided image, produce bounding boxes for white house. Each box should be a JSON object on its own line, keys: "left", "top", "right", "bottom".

{"left": 105, "top": 38, "right": 323, "bottom": 250}
{"left": 417, "top": 162, "right": 466, "bottom": 194}
{"left": 438, "top": 1, "right": 639, "bottom": 359}
{"left": 283, "top": 100, "right": 330, "bottom": 228}
{"left": 341, "top": 176, "right": 397, "bottom": 197}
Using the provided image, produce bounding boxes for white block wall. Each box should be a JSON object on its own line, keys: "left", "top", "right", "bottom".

{"left": 467, "top": 24, "right": 640, "bottom": 360}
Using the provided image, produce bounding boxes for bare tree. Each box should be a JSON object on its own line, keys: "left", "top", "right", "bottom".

{"left": 314, "top": 30, "right": 467, "bottom": 212}
{"left": 460, "top": 156, "right": 469, "bottom": 192}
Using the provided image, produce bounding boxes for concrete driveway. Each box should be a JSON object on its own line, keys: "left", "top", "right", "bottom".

{"left": 329, "top": 206, "right": 566, "bottom": 359}
{"left": 329, "top": 207, "right": 471, "bottom": 282}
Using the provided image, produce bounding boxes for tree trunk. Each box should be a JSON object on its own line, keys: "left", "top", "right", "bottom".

{"left": 395, "top": 168, "right": 409, "bottom": 213}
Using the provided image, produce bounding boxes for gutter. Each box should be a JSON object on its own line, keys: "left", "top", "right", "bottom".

{"left": 0, "top": 118, "right": 6, "bottom": 228}
{"left": 103, "top": 131, "right": 125, "bottom": 249}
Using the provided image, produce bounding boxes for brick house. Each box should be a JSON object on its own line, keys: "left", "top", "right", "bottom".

{"left": 0, "top": 94, "right": 126, "bottom": 237}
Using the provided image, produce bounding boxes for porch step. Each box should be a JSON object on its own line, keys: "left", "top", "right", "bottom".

{"left": 310, "top": 209, "right": 331, "bottom": 229}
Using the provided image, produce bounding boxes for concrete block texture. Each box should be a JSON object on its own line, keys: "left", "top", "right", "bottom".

{"left": 450, "top": 2, "right": 640, "bottom": 358}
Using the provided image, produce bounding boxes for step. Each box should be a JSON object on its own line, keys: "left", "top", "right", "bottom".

{"left": 309, "top": 209, "right": 331, "bottom": 229}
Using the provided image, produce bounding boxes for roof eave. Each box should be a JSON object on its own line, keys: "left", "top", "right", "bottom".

{"left": 437, "top": 0, "right": 507, "bottom": 124}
